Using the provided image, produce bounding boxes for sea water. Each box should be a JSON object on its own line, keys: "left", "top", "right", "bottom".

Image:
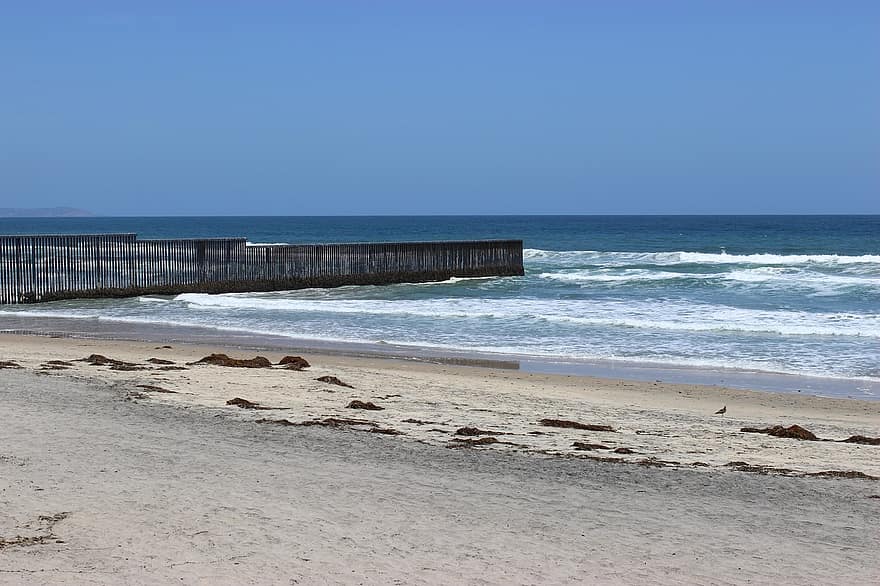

{"left": 1, "top": 216, "right": 877, "bottom": 392}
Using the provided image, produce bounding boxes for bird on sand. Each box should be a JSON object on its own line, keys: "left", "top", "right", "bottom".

{"left": 714, "top": 405, "right": 727, "bottom": 416}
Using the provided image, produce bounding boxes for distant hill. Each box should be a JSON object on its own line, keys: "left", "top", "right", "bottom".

{"left": 0, "top": 207, "right": 95, "bottom": 218}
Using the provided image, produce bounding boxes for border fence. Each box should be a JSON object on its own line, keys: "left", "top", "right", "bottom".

{"left": 0, "top": 234, "right": 524, "bottom": 304}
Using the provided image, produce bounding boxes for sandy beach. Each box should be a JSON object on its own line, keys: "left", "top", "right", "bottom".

{"left": 5, "top": 0, "right": 879, "bottom": 582}
{"left": 2, "top": 333, "right": 879, "bottom": 584}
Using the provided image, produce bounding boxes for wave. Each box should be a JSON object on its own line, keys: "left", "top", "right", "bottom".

{"left": 678, "top": 251, "right": 880, "bottom": 265}
{"left": 537, "top": 270, "right": 715, "bottom": 283}
{"left": 168, "top": 294, "right": 880, "bottom": 338}
{"left": 4, "top": 303, "right": 878, "bottom": 383}
{"left": 175, "top": 293, "right": 499, "bottom": 319}
{"left": 524, "top": 248, "right": 880, "bottom": 268}
{"left": 537, "top": 312, "right": 879, "bottom": 337}
{"left": 5, "top": 295, "right": 878, "bottom": 382}
{"left": 722, "top": 267, "right": 878, "bottom": 287}
{"left": 413, "top": 275, "right": 498, "bottom": 285}
{"left": 536, "top": 266, "right": 880, "bottom": 292}
{"left": 3, "top": 304, "right": 876, "bottom": 382}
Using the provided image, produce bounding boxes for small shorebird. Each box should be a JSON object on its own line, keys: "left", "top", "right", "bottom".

{"left": 714, "top": 405, "right": 727, "bottom": 416}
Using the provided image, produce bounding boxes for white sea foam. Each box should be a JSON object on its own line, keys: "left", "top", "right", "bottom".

{"left": 3, "top": 304, "right": 877, "bottom": 383}
{"left": 524, "top": 248, "right": 880, "bottom": 268}
{"left": 175, "top": 293, "right": 499, "bottom": 319}
{"left": 137, "top": 296, "right": 167, "bottom": 303}
{"left": 534, "top": 266, "right": 879, "bottom": 293}
{"left": 538, "top": 270, "right": 714, "bottom": 283}
{"left": 411, "top": 275, "right": 498, "bottom": 285}
{"left": 677, "top": 251, "right": 880, "bottom": 265}
{"left": 723, "top": 267, "right": 879, "bottom": 288}
{"left": 170, "top": 294, "right": 880, "bottom": 338}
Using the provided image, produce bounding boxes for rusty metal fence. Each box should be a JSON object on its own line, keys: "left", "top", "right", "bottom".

{"left": 0, "top": 234, "right": 523, "bottom": 304}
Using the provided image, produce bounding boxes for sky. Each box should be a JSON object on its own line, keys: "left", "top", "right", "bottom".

{"left": 1, "top": 1, "right": 878, "bottom": 216}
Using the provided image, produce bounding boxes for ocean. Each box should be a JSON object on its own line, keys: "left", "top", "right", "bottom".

{"left": 1, "top": 215, "right": 878, "bottom": 397}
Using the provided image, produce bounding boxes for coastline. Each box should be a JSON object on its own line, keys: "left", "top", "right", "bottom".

{"left": 2, "top": 331, "right": 879, "bottom": 477}
{"left": 1, "top": 332, "right": 879, "bottom": 583}
{"left": 1, "top": 313, "right": 877, "bottom": 400}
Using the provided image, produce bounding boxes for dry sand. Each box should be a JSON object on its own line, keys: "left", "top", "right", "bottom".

{"left": 1, "top": 333, "right": 879, "bottom": 584}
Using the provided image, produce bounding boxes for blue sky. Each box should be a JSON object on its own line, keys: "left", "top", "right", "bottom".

{"left": 1, "top": 1, "right": 878, "bottom": 215}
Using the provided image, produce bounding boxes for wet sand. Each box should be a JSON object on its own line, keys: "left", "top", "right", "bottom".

{"left": 1, "top": 334, "right": 879, "bottom": 584}
{"left": 1, "top": 313, "right": 877, "bottom": 398}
